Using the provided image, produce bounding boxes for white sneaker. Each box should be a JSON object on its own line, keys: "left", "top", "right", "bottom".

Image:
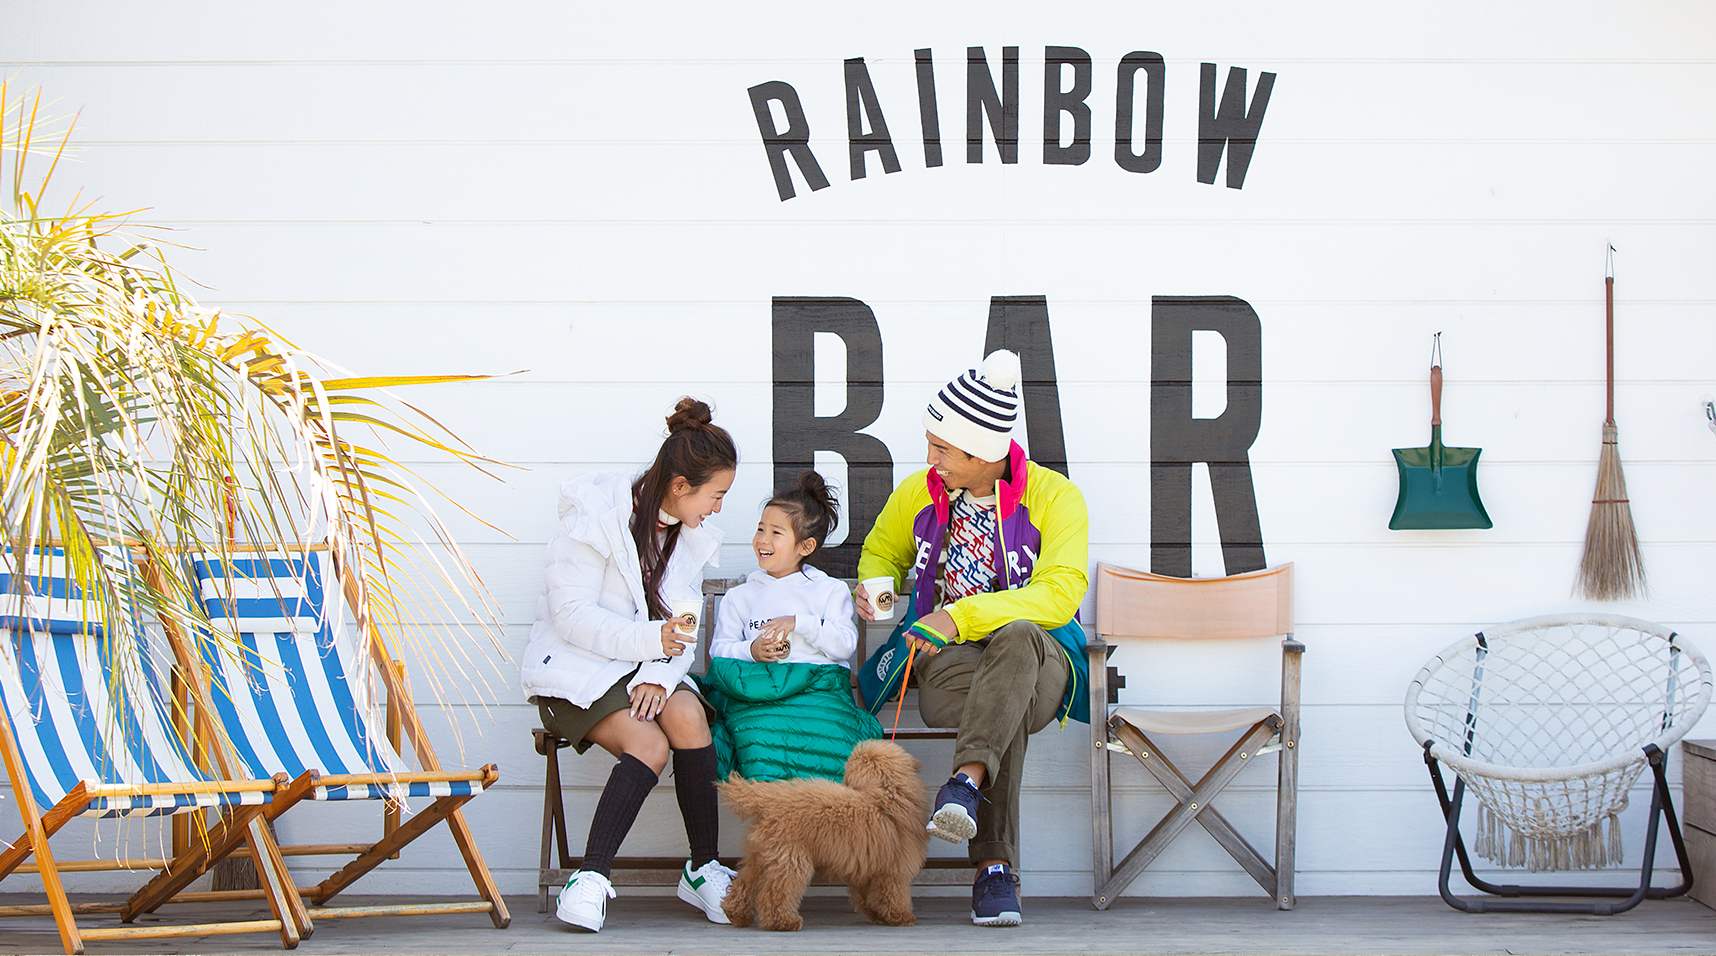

{"left": 556, "top": 870, "right": 614, "bottom": 932}
{"left": 676, "top": 858, "right": 736, "bottom": 924}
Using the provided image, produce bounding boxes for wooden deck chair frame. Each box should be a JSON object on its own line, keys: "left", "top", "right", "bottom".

{"left": 147, "top": 543, "right": 509, "bottom": 932}
{"left": 534, "top": 574, "right": 964, "bottom": 909}
{"left": 1087, "top": 562, "right": 1302, "bottom": 911}
{"left": 0, "top": 547, "right": 304, "bottom": 954}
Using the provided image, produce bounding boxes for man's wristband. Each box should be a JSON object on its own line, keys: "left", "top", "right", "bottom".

{"left": 908, "top": 621, "right": 951, "bottom": 648}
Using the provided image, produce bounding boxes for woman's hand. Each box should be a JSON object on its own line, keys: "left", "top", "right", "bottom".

{"left": 660, "top": 619, "right": 691, "bottom": 657}
{"left": 629, "top": 682, "right": 669, "bottom": 721}
{"left": 750, "top": 616, "right": 794, "bottom": 662}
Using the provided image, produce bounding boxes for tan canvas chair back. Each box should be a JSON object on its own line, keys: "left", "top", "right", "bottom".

{"left": 1088, "top": 561, "right": 1301, "bottom": 913}
{"left": 1096, "top": 561, "right": 1293, "bottom": 641}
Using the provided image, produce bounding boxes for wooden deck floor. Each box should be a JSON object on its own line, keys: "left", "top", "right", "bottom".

{"left": 1, "top": 893, "right": 1712, "bottom": 955}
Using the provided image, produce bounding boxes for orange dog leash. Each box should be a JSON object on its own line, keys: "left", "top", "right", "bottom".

{"left": 887, "top": 621, "right": 950, "bottom": 739}
{"left": 889, "top": 644, "right": 917, "bottom": 740}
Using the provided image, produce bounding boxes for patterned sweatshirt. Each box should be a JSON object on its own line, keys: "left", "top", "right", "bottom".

{"left": 709, "top": 566, "right": 859, "bottom": 667}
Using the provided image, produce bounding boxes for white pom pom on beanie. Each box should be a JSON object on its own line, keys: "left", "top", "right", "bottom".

{"left": 923, "top": 349, "right": 1022, "bottom": 462}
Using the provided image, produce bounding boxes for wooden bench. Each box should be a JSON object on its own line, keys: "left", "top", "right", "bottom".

{"left": 534, "top": 575, "right": 964, "bottom": 911}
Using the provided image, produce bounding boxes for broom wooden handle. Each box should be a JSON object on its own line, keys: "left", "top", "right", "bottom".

{"left": 1605, "top": 275, "right": 1615, "bottom": 425}
{"left": 1430, "top": 365, "right": 1442, "bottom": 427}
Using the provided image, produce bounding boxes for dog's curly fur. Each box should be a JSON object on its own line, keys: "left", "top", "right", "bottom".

{"left": 718, "top": 740, "right": 929, "bottom": 931}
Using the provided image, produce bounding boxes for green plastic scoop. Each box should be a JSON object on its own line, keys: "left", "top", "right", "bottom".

{"left": 1390, "top": 361, "right": 1492, "bottom": 530}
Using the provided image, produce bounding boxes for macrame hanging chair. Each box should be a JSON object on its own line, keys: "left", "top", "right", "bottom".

{"left": 1405, "top": 614, "right": 1712, "bottom": 914}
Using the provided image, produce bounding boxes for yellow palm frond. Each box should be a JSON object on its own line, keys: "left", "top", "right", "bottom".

{"left": 0, "top": 82, "right": 513, "bottom": 758}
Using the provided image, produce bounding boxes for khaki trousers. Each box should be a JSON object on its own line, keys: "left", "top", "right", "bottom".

{"left": 915, "top": 620, "right": 1070, "bottom": 866}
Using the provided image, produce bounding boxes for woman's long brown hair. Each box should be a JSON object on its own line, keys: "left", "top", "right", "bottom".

{"left": 630, "top": 398, "right": 737, "bottom": 619}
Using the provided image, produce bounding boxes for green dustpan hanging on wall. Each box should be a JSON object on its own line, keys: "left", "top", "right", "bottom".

{"left": 1390, "top": 335, "right": 1492, "bottom": 530}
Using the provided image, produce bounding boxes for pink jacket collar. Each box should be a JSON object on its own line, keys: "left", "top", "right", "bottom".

{"left": 926, "top": 440, "right": 1028, "bottom": 522}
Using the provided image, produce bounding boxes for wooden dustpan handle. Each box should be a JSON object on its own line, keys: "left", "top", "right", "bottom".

{"left": 1430, "top": 365, "right": 1442, "bottom": 427}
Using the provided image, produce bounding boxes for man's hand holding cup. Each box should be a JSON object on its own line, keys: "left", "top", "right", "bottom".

{"left": 857, "top": 576, "right": 896, "bottom": 623}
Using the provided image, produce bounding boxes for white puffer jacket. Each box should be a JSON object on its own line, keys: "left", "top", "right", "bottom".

{"left": 519, "top": 470, "right": 722, "bottom": 708}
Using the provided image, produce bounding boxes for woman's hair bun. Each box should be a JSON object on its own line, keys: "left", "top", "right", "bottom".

{"left": 665, "top": 397, "right": 714, "bottom": 434}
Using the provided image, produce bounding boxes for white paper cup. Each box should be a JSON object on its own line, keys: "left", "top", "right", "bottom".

{"left": 670, "top": 598, "right": 701, "bottom": 637}
{"left": 862, "top": 577, "right": 897, "bottom": 620}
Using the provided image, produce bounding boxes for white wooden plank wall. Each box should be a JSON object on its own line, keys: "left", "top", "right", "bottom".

{"left": 1, "top": 1, "right": 1714, "bottom": 899}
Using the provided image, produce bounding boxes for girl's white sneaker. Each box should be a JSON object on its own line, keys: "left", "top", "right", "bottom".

{"left": 676, "top": 859, "right": 737, "bottom": 923}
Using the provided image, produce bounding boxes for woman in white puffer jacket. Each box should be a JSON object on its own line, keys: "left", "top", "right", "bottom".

{"left": 520, "top": 398, "right": 737, "bottom": 933}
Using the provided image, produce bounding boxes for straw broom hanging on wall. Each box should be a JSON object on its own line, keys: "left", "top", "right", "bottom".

{"left": 1576, "top": 244, "right": 1646, "bottom": 600}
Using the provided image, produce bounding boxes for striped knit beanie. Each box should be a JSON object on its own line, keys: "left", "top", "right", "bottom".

{"left": 923, "top": 350, "right": 1022, "bottom": 462}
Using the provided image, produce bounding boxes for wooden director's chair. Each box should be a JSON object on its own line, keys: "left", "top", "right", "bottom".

{"left": 1087, "top": 562, "right": 1303, "bottom": 910}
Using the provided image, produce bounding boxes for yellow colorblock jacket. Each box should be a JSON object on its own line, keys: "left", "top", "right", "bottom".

{"left": 857, "top": 440, "right": 1091, "bottom": 722}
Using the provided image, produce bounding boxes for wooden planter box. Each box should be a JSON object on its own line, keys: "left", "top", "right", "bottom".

{"left": 1682, "top": 740, "right": 1716, "bottom": 909}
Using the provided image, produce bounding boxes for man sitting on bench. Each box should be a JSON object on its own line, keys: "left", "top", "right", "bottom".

{"left": 854, "top": 349, "right": 1090, "bottom": 928}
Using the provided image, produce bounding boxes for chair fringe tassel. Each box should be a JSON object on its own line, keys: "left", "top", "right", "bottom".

{"left": 1472, "top": 803, "right": 1624, "bottom": 871}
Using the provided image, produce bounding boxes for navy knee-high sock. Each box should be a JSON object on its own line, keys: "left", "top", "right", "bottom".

{"left": 580, "top": 754, "right": 658, "bottom": 877}
{"left": 673, "top": 744, "right": 720, "bottom": 869}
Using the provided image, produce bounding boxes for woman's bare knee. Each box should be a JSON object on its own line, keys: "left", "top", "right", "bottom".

{"left": 586, "top": 711, "right": 671, "bottom": 773}
{"left": 657, "top": 691, "right": 713, "bottom": 750}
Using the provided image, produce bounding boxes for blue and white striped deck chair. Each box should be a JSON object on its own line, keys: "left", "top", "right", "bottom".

{"left": 188, "top": 549, "right": 507, "bottom": 928}
{"left": 0, "top": 548, "right": 302, "bottom": 955}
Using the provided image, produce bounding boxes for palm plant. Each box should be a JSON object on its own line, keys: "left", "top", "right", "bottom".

{"left": 0, "top": 84, "right": 509, "bottom": 743}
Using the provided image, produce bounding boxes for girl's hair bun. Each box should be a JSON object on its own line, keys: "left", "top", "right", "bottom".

{"left": 767, "top": 469, "right": 838, "bottom": 552}
{"left": 665, "top": 397, "right": 714, "bottom": 434}
{"left": 797, "top": 469, "right": 836, "bottom": 522}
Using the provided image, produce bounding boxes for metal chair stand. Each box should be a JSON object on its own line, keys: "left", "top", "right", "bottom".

{"left": 1424, "top": 743, "right": 1693, "bottom": 915}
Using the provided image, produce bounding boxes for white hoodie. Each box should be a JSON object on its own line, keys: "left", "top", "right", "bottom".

{"left": 519, "top": 470, "right": 722, "bottom": 707}
{"left": 709, "top": 565, "right": 858, "bottom": 667}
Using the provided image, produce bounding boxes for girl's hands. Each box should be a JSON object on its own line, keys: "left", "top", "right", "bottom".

{"left": 750, "top": 616, "right": 794, "bottom": 662}
{"left": 660, "top": 619, "right": 691, "bottom": 657}
{"left": 630, "top": 682, "right": 669, "bottom": 721}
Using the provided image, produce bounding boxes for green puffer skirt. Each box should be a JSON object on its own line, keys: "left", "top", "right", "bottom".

{"left": 698, "top": 657, "right": 884, "bottom": 782}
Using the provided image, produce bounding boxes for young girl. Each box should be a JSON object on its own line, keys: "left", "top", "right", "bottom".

{"left": 519, "top": 398, "right": 738, "bottom": 933}
{"left": 705, "top": 471, "right": 883, "bottom": 781}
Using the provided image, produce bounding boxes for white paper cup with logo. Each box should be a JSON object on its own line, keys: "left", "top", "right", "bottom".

{"left": 861, "top": 577, "right": 897, "bottom": 620}
{"left": 670, "top": 598, "right": 701, "bottom": 638}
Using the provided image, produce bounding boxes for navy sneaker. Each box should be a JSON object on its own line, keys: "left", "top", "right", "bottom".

{"left": 927, "top": 774, "right": 980, "bottom": 843}
{"left": 971, "top": 863, "right": 1022, "bottom": 926}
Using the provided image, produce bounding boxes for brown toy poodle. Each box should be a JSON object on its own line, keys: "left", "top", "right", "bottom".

{"left": 718, "top": 739, "right": 930, "bottom": 931}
